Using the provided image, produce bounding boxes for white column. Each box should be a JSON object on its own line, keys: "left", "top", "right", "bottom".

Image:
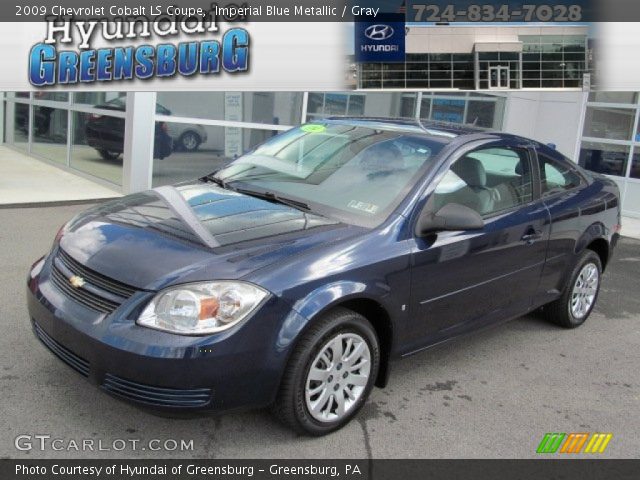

{"left": 301, "top": 92, "right": 309, "bottom": 123}
{"left": 122, "top": 91, "right": 156, "bottom": 194}
{"left": 0, "top": 96, "right": 5, "bottom": 145}
{"left": 4, "top": 101, "right": 14, "bottom": 144}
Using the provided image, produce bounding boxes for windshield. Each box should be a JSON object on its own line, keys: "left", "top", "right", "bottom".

{"left": 214, "top": 122, "right": 447, "bottom": 227}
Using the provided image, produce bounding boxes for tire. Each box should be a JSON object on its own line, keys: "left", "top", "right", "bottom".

{"left": 543, "top": 249, "right": 602, "bottom": 328}
{"left": 272, "top": 307, "right": 380, "bottom": 436}
{"left": 98, "top": 149, "right": 120, "bottom": 161}
{"left": 178, "top": 131, "right": 201, "bottom": 152}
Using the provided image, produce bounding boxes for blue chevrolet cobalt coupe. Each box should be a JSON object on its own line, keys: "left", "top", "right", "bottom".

{"left": 27, "top": 118, "right": 621, "bottom": 435}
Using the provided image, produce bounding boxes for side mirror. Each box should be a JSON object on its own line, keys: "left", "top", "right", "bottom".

{"left": 416, "top": 203, "right": 484, "bottom": 236}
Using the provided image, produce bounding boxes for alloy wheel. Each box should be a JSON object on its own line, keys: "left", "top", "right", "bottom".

{"left": 181, "top": 132, "right": 199, "bottom": 151}
{"left": 570, "top": 262, "right": 599, "bottom": 319}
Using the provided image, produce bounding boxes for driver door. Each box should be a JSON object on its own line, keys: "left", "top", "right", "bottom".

{"left": 405, "top": 142, "right": 550, "bottom": 353}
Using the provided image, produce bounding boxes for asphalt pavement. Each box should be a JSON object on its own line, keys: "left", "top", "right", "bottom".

{"left": 1, "top": 203, "right": 638, "bottom": 459}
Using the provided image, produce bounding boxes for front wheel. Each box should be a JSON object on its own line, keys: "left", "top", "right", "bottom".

{"left": 543, "top": 250, "right": 602, "bottom": 328}
{"left": 272, "top": 308, "right": 380, "bottom": 436}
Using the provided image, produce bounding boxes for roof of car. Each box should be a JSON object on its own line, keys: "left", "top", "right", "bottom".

{"left": 322, "top": 116, "right": 492, "bottom": 139}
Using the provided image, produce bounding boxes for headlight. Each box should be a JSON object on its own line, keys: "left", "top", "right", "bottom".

{"left": 136, "top": 282, "right": 269, "bottom": 335}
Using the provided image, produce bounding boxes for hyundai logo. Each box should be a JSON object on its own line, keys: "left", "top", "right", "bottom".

{"left": 364, "top": 24, "right": 394, "bottom": 41}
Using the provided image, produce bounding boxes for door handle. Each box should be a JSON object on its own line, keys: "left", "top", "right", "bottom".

{"left": 521, "top": 229, "right": 543, "bottom": 244}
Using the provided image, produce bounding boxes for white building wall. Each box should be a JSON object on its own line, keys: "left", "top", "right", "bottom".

{"left": 502, "top": 91, "right": 587, "bottom": 159}
{"left": 405, "top": 25, "right": 589, "bottom": 54}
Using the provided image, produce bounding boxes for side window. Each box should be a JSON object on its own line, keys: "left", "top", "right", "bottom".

{"left": 431, "top": 146, "right": 533, "bottom": 217}
{"left": 538, "top": 153, "right": 583, "bottom": 197}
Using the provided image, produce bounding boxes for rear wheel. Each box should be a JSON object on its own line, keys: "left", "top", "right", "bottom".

{"left": 543, "top": 250, "right": 602, "bottom": 328}
{"left": 272, "top": 308, "right": 379, "bottom": 436}
{"left": 178, "top": 131, "right": 201, "bottom": 152}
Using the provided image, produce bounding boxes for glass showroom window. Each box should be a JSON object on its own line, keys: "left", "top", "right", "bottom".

{"left": 73, "top": 92, "right": 123, "bottom": 106}
{"left": 3, "top": 91, "right": 128, "bottom": 186}
{"left": 578, "top": 141, "right": 630, "bottom": 177}
{"left": 11, "top": 102, "right": 29, "bottom": 151}
{"left": 420, "top": 93, "right": 505, "bottom": 129}
{"left": 520, "top": 35, "right": 586, "bottom": 88}
{"left": 579, "top": 99, "right": 638, "bottom": 177}
{"left": 4, "top": 92, "right": 31, "bottom": 152}
{"left": 588, "top": 92, "right": 637, "bottom": 104}
{"left": 31, "top": 106, "right": 67, "bottom": 165}
{"left": 149, "top": 92, "right": 303, "bottom": 188}
{"left": 631, "top": 148, "right": 640, "bottom": 179}
{"left": 151, "top": 123, "right": 285, "bottom": 187}
{"left": 71, "top": 111, "right": 125, "bottom": 186}
{"left": 307, "top": 93, "right": 365, "bottom": 118}
{"left": 30, "top": 92, "right": 70, "bottom": 165}
{"left": 34, "top": 92, "right": 69, "bottom": 102}
{"left": 155, "top": 92, "right": 303, "bottom": 126}
{"left": 359, "top": 63, "right": 383, "bottom": 89}
{"left": 359, "top": 63, "right": 408, "bottom": 89}
{"left": 583, "top": 106, "right": 635, "bottom": 141}
{"left": 361, "top": 54, "right": 476, "bottom": 90}
{"left": 307, "top": 92, "right": 417, "bottom": 120}
{"left": 579, "top": 93, "right": 640, "bottom": 217}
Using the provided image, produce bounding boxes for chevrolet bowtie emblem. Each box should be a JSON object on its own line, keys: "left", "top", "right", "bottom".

{"left": 69, "top": 275, "right": 85, "bottom": 288}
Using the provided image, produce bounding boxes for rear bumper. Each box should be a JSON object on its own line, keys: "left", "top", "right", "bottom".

{"left": 26, "top": 259, "right": 297, "bottom": 413}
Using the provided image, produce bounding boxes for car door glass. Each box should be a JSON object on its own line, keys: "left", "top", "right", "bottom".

{"left": 431, "top": 146, "right": 533, "bottom": 217}
{"left": 538, "top": 153, "right": 583, "bottom": 197}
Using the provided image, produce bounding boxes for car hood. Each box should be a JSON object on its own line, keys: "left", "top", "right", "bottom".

{"left": 58, "top": 181, "right": 359, "bottom": 291}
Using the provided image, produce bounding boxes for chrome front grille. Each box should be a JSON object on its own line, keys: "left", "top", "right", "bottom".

{"left": 50, "top": 249, "right": 138, "bottom": 314}
{"left": 57, "top": 249, "right": 137, "bottom": 298}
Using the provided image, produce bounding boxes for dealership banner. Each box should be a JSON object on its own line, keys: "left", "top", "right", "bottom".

{"left": 2, "top": 1, "right": 640, "bottom": 89}
{"left": 3, "top": 1, "right": 640, "bottom": 22}
{"left": 3, "top": 459, "right": 640, "bottom": 479}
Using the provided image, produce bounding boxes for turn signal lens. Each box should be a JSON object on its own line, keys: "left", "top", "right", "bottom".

{"left": 199, "top": 297, "right": 219, "bottom": 319}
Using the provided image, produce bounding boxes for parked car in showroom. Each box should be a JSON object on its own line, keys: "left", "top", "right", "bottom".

{"left": 27, "top": 118, "right": 620, "bottom": 435}
{"left": 153, "top": 102, "right": 208, "bottom": 152}
{"left": 84, "top": 98, "right": 207, "bottom": 160}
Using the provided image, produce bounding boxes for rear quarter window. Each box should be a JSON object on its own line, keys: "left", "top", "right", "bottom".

{"left": 537, "top": 152, "right": 584, "bottom": 197}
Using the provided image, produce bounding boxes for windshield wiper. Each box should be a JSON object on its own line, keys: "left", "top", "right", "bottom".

{"left": 204, "top": 174, "right": 233, "bottom": 190}
{"left": 235, "top": 187, "right": 312, "bottom": 213}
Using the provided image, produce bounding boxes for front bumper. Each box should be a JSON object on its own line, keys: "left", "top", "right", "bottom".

{"left": 26, "top": 257, "right": 298, "bottom": 413}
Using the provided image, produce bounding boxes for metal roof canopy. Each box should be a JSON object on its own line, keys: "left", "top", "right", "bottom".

{"left": 473, "top": 42, "right": 523, "bottom": 53}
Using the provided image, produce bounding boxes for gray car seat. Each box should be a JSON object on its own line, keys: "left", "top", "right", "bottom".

{"left": 450, "top": 156, "right": 498, "bottom": 215}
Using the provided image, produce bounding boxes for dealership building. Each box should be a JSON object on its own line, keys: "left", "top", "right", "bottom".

{"left": 358, "top": 24, "right": 591, "bottom": 90}
{"left": 1, "top": 89, "right": 639, "bottom": 217}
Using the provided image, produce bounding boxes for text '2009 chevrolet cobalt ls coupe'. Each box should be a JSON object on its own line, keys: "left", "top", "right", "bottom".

{"left": 27, "top": 118, "right": 621, "bottom": 435}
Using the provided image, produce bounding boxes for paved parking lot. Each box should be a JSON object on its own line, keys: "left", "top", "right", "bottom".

{"left": 1, "top": 203, "right": 638, "bottom": 459}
